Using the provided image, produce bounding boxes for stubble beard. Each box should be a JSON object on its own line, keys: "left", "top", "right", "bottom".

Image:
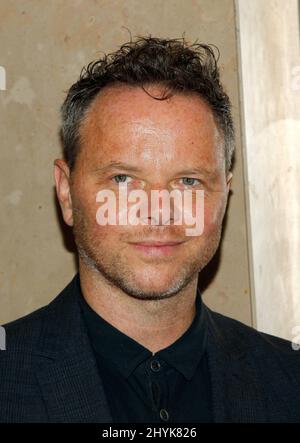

{"left": 72, "top": 205, "right": 223, "bottom": 301}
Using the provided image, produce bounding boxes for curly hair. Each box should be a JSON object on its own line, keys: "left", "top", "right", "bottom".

{"left": 60, "top": 36, "right": 235, "bottom": 172}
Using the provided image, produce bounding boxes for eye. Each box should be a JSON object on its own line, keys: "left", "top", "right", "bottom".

{"left": 112, "top": 174, "right": 133, "bottom": 184}
{"left": 180, "top": 177, "right": 201, "bottom": 186}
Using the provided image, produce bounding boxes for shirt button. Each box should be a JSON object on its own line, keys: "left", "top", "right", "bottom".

{"left": 159, "top": 408, "right": 169, "bottom": 421}
{"left": 150, "top": 359, "right": 161, "bottom": 372}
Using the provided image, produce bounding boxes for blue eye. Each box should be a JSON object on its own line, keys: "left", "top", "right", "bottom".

{"left": 112, "top": 174, "right": 132, "bottom": 184}
{"left": 181, "top": 177, "right": 201, "bottom": 186}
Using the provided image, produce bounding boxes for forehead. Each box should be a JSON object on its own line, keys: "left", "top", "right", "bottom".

{"left": 80, "top": 83, "right": 220, "bottom": 144}
{"left": 76, "top": 84, "right": 225, "bottom": 176}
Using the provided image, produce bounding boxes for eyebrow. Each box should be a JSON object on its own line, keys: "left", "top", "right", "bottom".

{"left": 175, "top": 167, "right": 216, "bottom": 177}
{"left": 91, "top": 162, "right": 141, "bottom": 174}
{"left": 91, "top": 161, "right": 215, "bottom": 177}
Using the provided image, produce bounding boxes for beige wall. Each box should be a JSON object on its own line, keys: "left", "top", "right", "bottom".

{"left": 236, "top": 0, "right": 300, "bottom": 340}
{"left": 0, "top": 0, "right": 252, "bottom": 327}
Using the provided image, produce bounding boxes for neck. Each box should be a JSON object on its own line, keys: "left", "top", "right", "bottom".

{"left": 78, "top": 260, "right": 199, "bottom": 354}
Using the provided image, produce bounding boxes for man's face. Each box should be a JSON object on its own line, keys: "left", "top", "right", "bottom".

{"left": 55, "top": 84, "right": 232, "bottom": 300}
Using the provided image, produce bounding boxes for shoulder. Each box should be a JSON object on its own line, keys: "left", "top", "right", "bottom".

{"left": 2, "top": 305, "right": 47, "bottom": 344}
{"left": 206, "top": 305, "right": 300, "bottom": 367}
{"left": 0, "top": 305, "right": 49, "bottom": 405}
{"left": 0, "top": 275, "right": 77, "bottom": 358}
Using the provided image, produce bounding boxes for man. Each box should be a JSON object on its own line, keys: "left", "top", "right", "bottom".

{"left": 1, "top": 36, "right": 300, "bottom": 423}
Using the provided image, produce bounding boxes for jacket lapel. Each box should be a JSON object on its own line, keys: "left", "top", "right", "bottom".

{"left": 34, "top": 275, "right": 113, "bottom": 423}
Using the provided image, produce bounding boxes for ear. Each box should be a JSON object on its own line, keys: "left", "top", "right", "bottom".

{"left": 53, "top": 159, "right": 73, "bottom": 226}
{"left": 226, "top": 171, "right": 233, "bottom": 192}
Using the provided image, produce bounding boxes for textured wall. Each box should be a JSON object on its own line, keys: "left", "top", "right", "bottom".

{"left": 236, "top": 0, "right": 300, "bottom": 339}
{"left": 0, "top": 0, "right": 252, "bottom": 326}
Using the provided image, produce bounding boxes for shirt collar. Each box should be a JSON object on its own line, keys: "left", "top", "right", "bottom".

{"left": 155, "top": 293, "right": 207, "bottom": 380}
{"left": 76, "top": 273, "right": 207, "bottom": 381}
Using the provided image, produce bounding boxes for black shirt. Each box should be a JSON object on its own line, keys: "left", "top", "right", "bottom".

{"left": 76, "top": 276, "right": 213, "bottom": 423}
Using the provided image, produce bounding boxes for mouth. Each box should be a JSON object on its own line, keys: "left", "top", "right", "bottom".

{"left": 128, "top": 240, "right": 185, "bottom": 257}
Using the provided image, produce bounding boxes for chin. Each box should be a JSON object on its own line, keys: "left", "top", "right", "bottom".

{"left": 133, "top": 281, "right": 172, "bottom": 294}
{"left": 124, "top": 286, "right": 180, "bottom": 301}
{"left": 127, "top": 275, "right": 185, "bottom": 299}
{"left": 134, "top": 273, "right": 176, "bottom": 289}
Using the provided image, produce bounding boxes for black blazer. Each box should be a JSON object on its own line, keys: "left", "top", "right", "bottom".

{"left": 1, "top": 274, "right": 300, "bottom": 423}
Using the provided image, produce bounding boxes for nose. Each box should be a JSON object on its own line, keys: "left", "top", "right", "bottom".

{"left": 138, "top": 185, "right": 183, "bottom": 226}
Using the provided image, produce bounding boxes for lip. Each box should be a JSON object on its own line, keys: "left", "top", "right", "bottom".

{"left": 129, "top": 241, "right": 184, "bottom": 257}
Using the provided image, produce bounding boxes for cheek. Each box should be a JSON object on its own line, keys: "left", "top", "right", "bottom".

{"left": 203, "top": 194, "right": 226, "bottom": 235}
{"left": 71, "top": 182, "right": 133, "bottom": 247}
